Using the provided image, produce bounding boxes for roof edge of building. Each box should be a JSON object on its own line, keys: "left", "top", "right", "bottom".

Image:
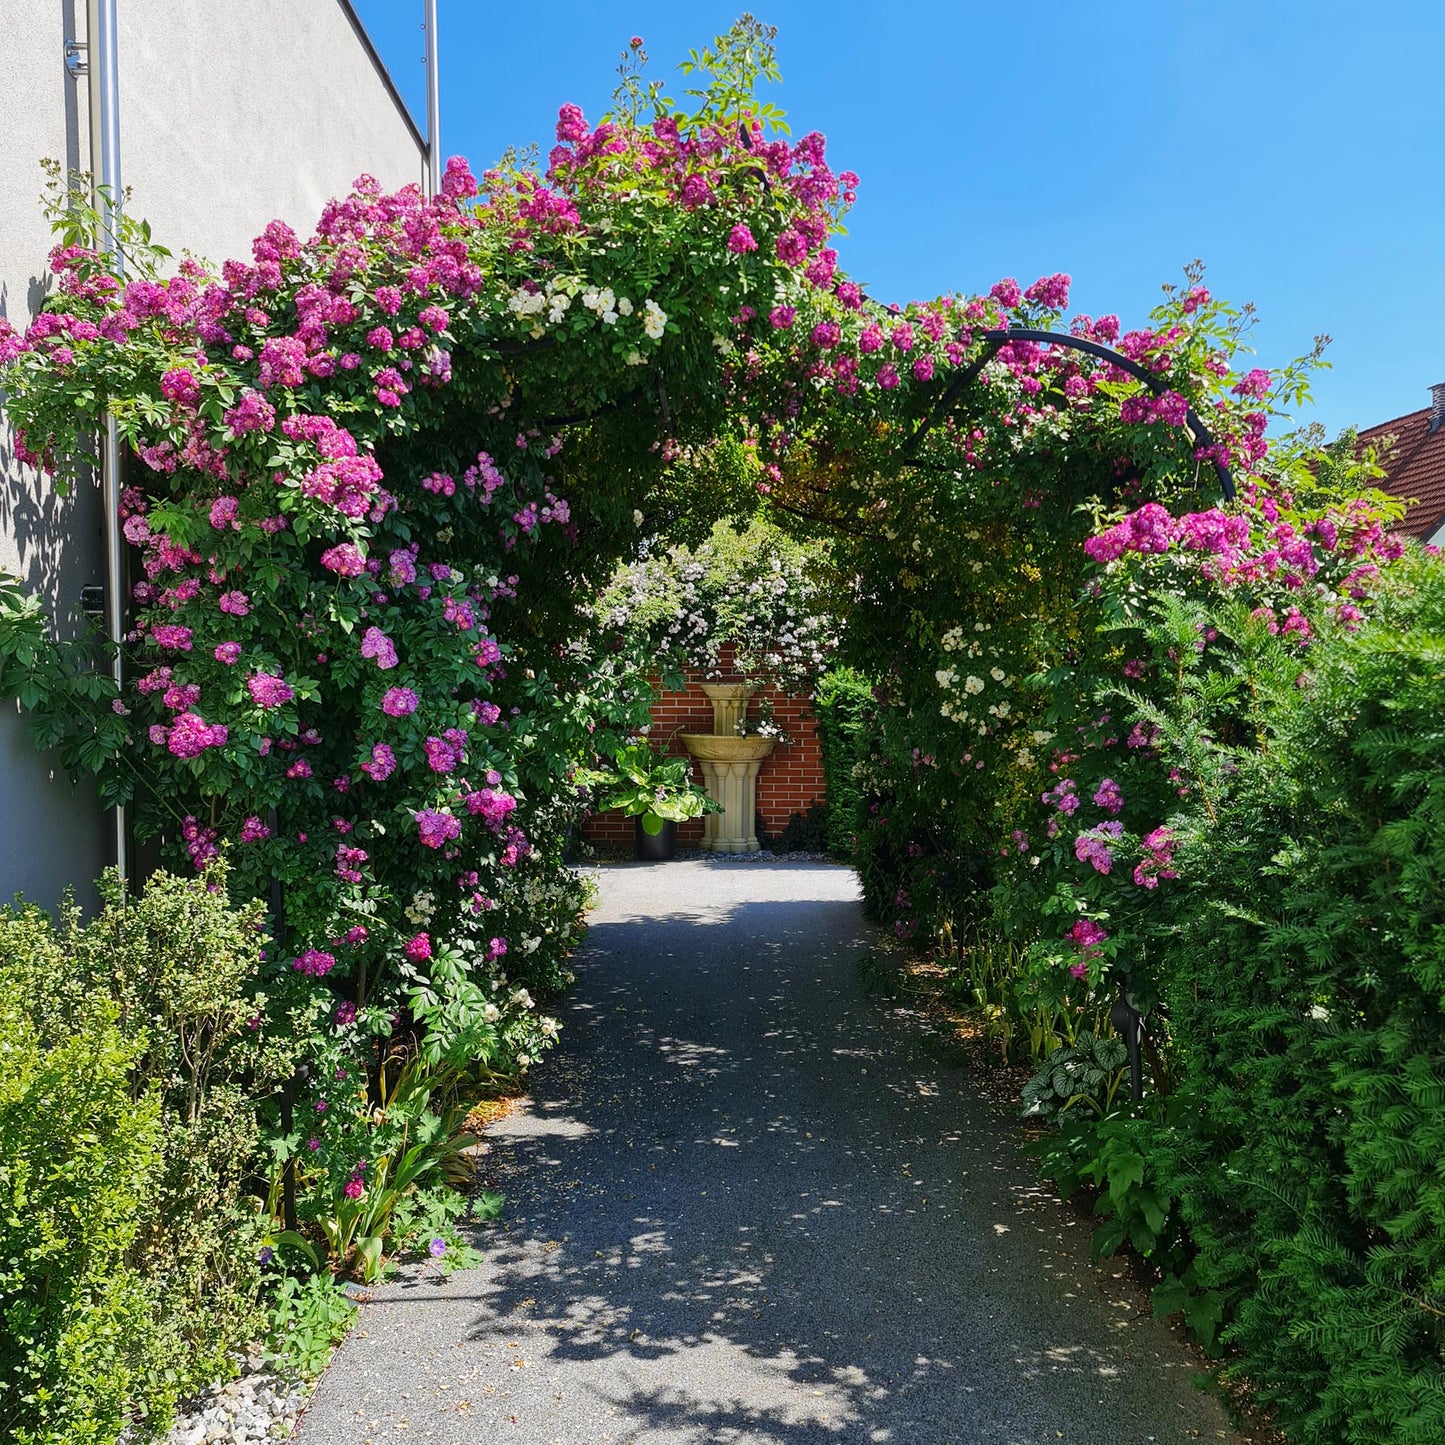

{"left": 334, "top": 0, "right": 428, "bottom": 162}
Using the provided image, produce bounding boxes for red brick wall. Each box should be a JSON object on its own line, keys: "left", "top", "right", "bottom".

{"left": 580, "top": 660, "right": 826, "bottom": 850}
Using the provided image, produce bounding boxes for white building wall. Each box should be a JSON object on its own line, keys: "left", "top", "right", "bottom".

{"left": 0, "top": 0, "right": 427, "bottom": 911}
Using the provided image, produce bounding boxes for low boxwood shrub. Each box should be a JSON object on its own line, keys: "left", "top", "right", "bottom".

{"left": 0, "top": 969, "right": 161, "bottom": 1444}
{"left": 0, "top": 864, "right": 298, "bottom": 1443}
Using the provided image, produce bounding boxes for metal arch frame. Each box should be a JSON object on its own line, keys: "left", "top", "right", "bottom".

{"left": 905, "top": 321, "right": 1236, "bottom": 503}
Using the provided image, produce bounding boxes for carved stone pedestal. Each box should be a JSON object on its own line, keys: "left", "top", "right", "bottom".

{"left": 680, "top": 733, "right": 775, "bottom": 853}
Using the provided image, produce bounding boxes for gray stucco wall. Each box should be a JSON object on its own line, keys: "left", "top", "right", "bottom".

{"left": 0, "top": 0, "right": 427, "bottom": 911}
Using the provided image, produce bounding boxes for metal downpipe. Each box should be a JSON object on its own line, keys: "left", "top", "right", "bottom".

{"left": 87, "top": 0, "right": 127, "bottom": 884}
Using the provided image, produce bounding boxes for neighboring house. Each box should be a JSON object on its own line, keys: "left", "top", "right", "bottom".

{"left": 0, "top": 1, "right": 428, "bottom": 910}
{"left": 1355, "top": 383, "right": 1445, "bottom": 547}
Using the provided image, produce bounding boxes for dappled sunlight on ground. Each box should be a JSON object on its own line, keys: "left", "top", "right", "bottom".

{"left": 297, "top": 861, "right": 1242, "bottom": 1445}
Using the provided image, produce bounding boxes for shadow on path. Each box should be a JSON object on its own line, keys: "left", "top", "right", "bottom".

{"left": 297, "top": 860, "right": 1242, "bottom": 1445}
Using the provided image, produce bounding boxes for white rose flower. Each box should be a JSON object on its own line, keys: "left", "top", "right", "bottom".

{"left": 964, "top": 675, "right": 985, "bottom": 695}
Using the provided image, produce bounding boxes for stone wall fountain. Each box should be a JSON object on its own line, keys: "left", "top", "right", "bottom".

{"left": 681, "top": 683, "right": 775, "bottom": 853}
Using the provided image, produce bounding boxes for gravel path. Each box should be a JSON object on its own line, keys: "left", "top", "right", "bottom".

{"left": 296, "top": 858, "right": 1244, "bottom": 1444}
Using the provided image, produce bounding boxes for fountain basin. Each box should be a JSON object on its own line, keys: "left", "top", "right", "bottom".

{"left": 678, "top": 733, "right": 776, "bottom": 764}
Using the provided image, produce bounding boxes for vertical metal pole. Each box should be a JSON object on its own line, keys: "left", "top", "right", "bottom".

{"left": 424, "top": 0, "right": 440, "bottom": 196}
{"left": 87, "top": 0, "right": 127, "bottom": 885}
{"left": 1112, "top": 981, "right": 1145, "bottom": 1104}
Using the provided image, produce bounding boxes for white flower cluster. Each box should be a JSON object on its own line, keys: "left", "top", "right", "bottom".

{"left": 581, "top": 285, "right": 634, "bottom": 324}
{"left": 404, "top": 889, "right": 436, "bottom": 925}
{"left": 503, "top": 278, "right": 663, "bottom": 346}
{"left": 597, "top": 520, "right": 837, "bottom": 695}
{"left": 935, "top": 622, "right": 1015, "bottom": 733}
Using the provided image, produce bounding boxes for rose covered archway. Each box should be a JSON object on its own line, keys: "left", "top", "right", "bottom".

{"left": 0, "top": 21, "right": 1422, "bottom": 1437}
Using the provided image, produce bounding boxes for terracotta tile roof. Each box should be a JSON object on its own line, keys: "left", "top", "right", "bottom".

{"left": 1355, "top": 403, "right": 1445, "bottom": 541}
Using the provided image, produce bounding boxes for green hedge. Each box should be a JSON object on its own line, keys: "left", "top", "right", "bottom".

{"left": 1147, "top": 554, "right": 1445, "bottom": 1442}
{"left": 1022, "top": 552, "right": 1445, "bottom": 1443}
{"left": 813, "top": 667, "right": 874, "bottom": 857}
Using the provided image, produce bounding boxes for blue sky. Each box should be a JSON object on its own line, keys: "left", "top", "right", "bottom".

{"left": 352, "top": 1, "right": 1444, "bottom": 438}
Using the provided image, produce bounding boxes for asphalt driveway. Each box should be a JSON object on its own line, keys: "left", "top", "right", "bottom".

{"left": 296, "top": 858, "right": 1244, "bottom": 1444}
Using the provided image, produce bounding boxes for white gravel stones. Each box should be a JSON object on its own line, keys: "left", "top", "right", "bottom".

{"left": 119, "top": 1356, "right": 311, "bottom": 1445}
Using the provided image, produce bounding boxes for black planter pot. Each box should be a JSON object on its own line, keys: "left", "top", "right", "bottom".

{"left": 634, "top": 817, "right": 678, "bottom": 861}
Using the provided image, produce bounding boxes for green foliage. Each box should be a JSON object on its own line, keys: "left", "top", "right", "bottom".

{"left": 1015, "top": 552, "right": 1445, "bottom": 1437}
{"left": 3, "top": 20, "right": 1443, "bottom": 1440}
{"left": 812, "top": 667, "right": 873, "bottom": 856}
{"left": 263, "top": 1273, "right": 355, "bottom": 1379}
{"left": 855, "top": 945, "right": 906, "bottom": 1001}
{"left": 576, "top": 738, "right": 718, "bottom": 833}
{"left": 773, "top": 803, "right": 829, "bottom": 852}
{"left": 0, "top": 977, "right": 161, "bottom": 1444}
{"left": 1020, "top": 1030, "right": 1128, "bottom": 1120}
{"left": 0, "top": 864, "right": 289, "bottom": 1443}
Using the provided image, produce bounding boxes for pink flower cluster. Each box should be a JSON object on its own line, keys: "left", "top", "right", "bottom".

{"left": 1084, "top": 503, "right": 1178, "bottom": 562}
{"left": 423, "top": 730, "right": 468, "bottom": 774}
{"left": 381, "top": 686, "right": 419, "bottom": 717}
{"left": 1074, "top": 820, "right": 1124, "bottom": 875}
{"left": 162, "top": 710, "right": 228, "bottom": 759}
{"left": 360, "top": 742, "right": 397, "bottom": 781}
{"left": 415, "top": 809, "right": 461, "bottom": 849}
{"left": 247, "top": 672, "right": 294, "bottom": 709}
{"left": 334, "top": 844, "right": 369, "bottom": 883}
{"left": 1084, "top": 495, "right": 1403, "bottom": 603}
{"left": 464, "top": 785, "right": 517, "bottom": 832}
{"left": 1092, "top": 778, "right": 1124, "bottom": 815}
{"left": 1134, "top": 827, "right": 1178, "bottom": 889}
{"left": 181, "top": 814, "right": 219, "bottom": 868}
{"left": 360, "top": 626, "right": 398, "bottom": 669}
{"left": 1065, "top": 918, "right": 1108, "bottom": 977}
{"left": 293, "top": 947, "right": 337, "bottom": 977}
{"left": 150, "top": 623, "right": 194, "bottom": 651}
{"left": 224, "top": 388, "right": 276, "bottom": 436}
{"left": 320, "top": 542, "right": 366, "bottom": 577}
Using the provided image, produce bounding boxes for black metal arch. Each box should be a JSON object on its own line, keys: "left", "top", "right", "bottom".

{"left": 905, "top": 321, "right": 1236, "bottom": 502}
